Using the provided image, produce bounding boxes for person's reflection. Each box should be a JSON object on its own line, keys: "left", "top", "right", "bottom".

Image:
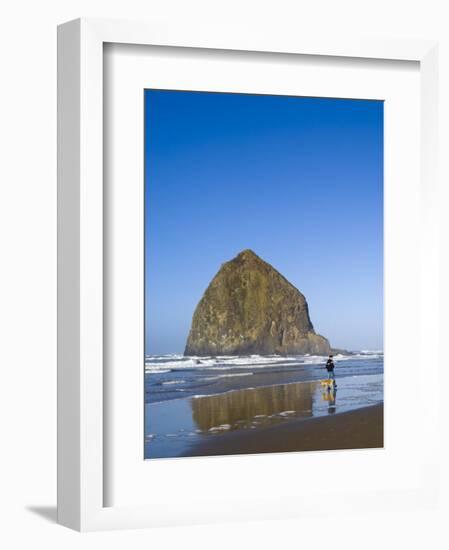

{"left": 321, "top": 386, "right": 337, "bottom": 414}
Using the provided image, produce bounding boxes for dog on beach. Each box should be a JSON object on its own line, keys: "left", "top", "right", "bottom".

{"left": 320, "top": 379, "right": 336, "bottom": 387}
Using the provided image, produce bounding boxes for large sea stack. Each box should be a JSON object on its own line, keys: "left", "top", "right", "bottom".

{"left": 184, "top": 249, "right": 330, "bottom": 356}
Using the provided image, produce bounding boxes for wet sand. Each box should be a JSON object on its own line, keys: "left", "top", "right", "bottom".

{"left": 179, "top": 403, "right": 383, "bottom": 457}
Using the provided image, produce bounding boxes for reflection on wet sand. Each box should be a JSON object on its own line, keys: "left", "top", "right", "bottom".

{"left": 145, "top": 374, "right": 382, "bottom": 458}
{"left": 191, "top": 381, "right": 317, "bottom": 432}
{"left": 321, "top": 388, "right": 337, "bottom": 414}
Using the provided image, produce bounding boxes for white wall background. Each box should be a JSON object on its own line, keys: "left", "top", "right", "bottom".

{"left": 0, "top": 0, "right": 448, "bottom": 548}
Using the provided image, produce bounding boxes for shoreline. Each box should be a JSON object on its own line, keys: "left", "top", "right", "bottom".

{"left": 178, "top": 403, "right": 383, "bottom": 457}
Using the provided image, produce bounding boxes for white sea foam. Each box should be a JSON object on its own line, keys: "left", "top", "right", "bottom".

{"left": 145, "top": 368, "right": 171, "bottom": 374}
{"left": 336, "top": 353, "right": 382, "bottom": 361}
{"left": 145, "top": 358, "right": 217, "bottom": 369}
{"left": 144, "top": 351, "right": 382, "bottom": 373}
{"left": 199, "top": 373, "right": 254, "bottom": 381}
{"left": 144, "top": 354, "right": 299, "bottom": 371}
{"left": 215, "top": 355, "right": 298, "bottom": 366}
{"left": 208, "top": 424, "right": 231, "bottom": 432}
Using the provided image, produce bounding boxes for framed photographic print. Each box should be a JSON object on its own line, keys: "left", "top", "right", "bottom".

{"left": 58, "top": 18, "right": 441, "bottom": 530}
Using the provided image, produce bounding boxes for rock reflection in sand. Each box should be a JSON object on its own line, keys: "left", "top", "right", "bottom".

{"left": 145, "top": 374, "right": 383, "bottom": 458}
{"left": 190, "top": 381, "right": 317, "bottom": 432}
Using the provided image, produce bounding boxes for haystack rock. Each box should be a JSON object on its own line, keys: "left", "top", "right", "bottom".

{"left": 184, "top": 249, "right": 331, "bottom": 356}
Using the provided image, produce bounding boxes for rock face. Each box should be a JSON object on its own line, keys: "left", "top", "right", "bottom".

{"left": 184, "top": 249, "right": 330, "bottom": 356}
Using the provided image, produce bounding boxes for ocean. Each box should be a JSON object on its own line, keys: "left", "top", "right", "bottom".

{"left": 144, "top": 351, "right": 384, "bottom": 459}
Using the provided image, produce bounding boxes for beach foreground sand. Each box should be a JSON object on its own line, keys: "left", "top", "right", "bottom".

{"left": 179, "top": 403, "right": 383, "bottom": 457}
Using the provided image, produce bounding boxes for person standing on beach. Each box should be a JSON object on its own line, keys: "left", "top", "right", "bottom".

{"left": 326, "top": 355, "right": 335, "bottom": 380}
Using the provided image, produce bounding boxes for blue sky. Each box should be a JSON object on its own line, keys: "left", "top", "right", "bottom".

{"left": 145, "top": 90, "right": 383, "bottom": 354}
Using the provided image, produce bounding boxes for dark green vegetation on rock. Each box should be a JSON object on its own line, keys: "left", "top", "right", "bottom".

{"left": 184, "top": 249, "right": 331, "bottom": 356}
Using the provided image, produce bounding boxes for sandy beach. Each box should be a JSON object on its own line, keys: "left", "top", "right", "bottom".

{"left": 179, "top": 403, "right": 383, "bottom": 457}
{"left": 145, "top": 353, "right": 384, "bottom": 459}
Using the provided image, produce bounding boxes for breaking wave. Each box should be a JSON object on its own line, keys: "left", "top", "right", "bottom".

{"left": 145, "top": 351, "right": 383, "bottom": 373}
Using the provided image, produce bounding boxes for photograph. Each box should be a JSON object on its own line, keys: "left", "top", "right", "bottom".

{"left": 144, "top": 89, "right": 384, "bottom": 459}
{"left": 0, "top": 1, "right": 443, "bottom": 542}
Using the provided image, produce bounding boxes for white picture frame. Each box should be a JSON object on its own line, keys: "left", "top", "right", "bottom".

{"left": 57, "top": 17, "right": 440, "bottom": 531}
